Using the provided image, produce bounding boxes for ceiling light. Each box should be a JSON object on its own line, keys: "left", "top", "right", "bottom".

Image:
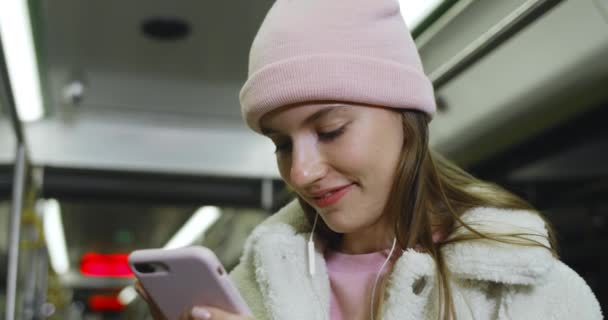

{"left": 0, "top": 0, "right": 44, "bottom": 121}
{"left": 42, "top": 199, "right": 70, "bottom": 274}
{"left": 164, "top": 206, "right": 221, "bottom": 250}
{"left": 122, "top": 206, "right": 221, "bottom": 305}
{"left": 399, "top": 0, "right": 444, "bottom": 30}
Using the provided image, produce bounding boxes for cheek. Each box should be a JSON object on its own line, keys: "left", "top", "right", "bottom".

{"left": 324, "top": 134, "right": 368, "bottom": 176}
{"left": 329, "top": 124, "right": 402, "bottom": 183}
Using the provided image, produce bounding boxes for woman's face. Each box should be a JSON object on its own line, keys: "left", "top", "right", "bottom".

{"left": 260, "top": 102, "right": 404, "bottom": 236}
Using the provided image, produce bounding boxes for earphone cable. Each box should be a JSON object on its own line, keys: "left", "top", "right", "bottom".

{"left": 370, "top": 237, "right": 397, "bottom": 320}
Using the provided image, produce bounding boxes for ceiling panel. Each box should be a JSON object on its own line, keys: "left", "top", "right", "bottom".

{"left": 426, "top": 0, "right": 608, "bottom": 164}
{"left": 27, "top": 0, "right": 281, "bottom": 177}
{"left": 38, "top": 0, "right": 273, "bottom": 118}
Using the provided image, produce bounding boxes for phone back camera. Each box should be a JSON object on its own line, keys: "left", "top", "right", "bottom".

{"left": 134, "top": 263, "right": 155, "bottom": 274}
{"left": 134, "top": 263, "right": 169, "bottom": 274}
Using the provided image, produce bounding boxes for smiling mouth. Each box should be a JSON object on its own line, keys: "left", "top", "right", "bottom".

{"left": 313, "top": 184, "right": 352, "bottom": 199}
{"left": 311, "top": 184, "right": 355, "bottom": 207}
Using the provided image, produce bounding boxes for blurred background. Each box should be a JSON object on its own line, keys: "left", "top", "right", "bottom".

{"left": 1, "top": 0, "right": 607, "bottom": 319}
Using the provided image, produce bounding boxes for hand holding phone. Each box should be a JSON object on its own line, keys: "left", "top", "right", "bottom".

{"left": 129, "top": 246, "right": 251, "bottom": 320}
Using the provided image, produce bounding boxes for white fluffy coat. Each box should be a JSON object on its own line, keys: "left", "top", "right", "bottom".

{"left": 230, "top": 200, "right": 603, "bottom": 319}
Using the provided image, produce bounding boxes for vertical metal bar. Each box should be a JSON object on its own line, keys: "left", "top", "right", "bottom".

{"left": 5, "top": 144, "right": 27, "bottom": 320}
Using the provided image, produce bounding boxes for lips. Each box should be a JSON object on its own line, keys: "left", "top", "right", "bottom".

{"left": 310, "top": 183, "right": 354, "bottom": 208}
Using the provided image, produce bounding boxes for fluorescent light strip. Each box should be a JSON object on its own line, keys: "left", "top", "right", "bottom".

{"left": 43, "top": 199, "right": 70, "bottom": 274}
{"left": 118, "top": 286, "right": 138, "bottom": 305}
{"left": 123, "top": 206, "right": 221, "bottom": 305}
{"left": 0, "top": 0, "right": 44, "bottom": 121}
{"left": 399, "top": 0, "right": 444, "bottom": 30}
{"left": 164, "top": 206, "right": 221, "bottom": 250}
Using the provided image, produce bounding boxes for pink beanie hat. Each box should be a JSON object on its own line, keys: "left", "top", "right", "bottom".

{"left": 239, "top": 0, "right": 436, "bottom": 133}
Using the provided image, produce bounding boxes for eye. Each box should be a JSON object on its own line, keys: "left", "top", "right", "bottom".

{"left": 318, "top": 125, "right": 346, "bottom": 141}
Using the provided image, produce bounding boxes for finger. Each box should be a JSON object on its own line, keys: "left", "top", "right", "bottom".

{"left": 148, "top": 299, "right": 165, "bottom": 320}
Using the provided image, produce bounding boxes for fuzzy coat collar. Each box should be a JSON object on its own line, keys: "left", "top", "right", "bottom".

{"left": 241, "top": 200, "right": 555, "bottom": 320}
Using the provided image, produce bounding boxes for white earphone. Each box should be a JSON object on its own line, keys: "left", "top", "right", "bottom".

{"left": 307, "top": 212, "right": 397, "bottom": 320}
{"left": 370, "top": 237, "right": 397, "bottom": 320}
{"left": 308, "top": 213, "right": 320, "bottom": 276}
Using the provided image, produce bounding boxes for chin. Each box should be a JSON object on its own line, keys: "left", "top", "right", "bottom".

{"left": 323, "top": 217, "right": 362, "bottom": 234}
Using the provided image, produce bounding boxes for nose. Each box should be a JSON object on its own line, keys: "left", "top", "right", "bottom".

{"left": 289, "top": 138, "right": 327, "bottom": 188}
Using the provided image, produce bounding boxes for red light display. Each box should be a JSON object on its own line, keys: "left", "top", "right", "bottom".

{"left": 88, "top": 295, "right": 125, "bottom": 312}
{"left": 80, "top": 252, "right": 134, "bottom": 277}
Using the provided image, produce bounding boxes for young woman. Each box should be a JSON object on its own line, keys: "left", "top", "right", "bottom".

{"left": 138, "top": 0, "right": 602, "bottom": 319}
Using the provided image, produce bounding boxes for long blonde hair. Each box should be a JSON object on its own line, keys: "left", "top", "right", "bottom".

{"left": 297, "top": 110, "right": 557, "bottom": 319}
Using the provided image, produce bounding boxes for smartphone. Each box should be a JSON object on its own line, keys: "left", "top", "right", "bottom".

{"left": 128, "top": 246, "right": 251, "bottom": 320}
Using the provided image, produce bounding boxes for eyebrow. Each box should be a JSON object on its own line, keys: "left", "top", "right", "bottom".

{"left": 261, "top": 105, "right": 343, "bottom": 135}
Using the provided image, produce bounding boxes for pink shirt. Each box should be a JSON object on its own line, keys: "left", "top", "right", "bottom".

{"left": 325, "top": 248, "right": 396, "bottom": 320}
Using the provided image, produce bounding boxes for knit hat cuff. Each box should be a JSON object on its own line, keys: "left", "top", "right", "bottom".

{"left": 240, "top": 54, "right": 436, "bottom": 133}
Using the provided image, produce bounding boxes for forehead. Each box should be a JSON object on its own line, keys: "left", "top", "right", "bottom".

{"left": 260, "top": 102, "right": 353, "bottom": 133}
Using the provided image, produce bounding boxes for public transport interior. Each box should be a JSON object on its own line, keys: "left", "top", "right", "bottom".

{"left": 1, "top": 0, "right": 607, "bottom": 319}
